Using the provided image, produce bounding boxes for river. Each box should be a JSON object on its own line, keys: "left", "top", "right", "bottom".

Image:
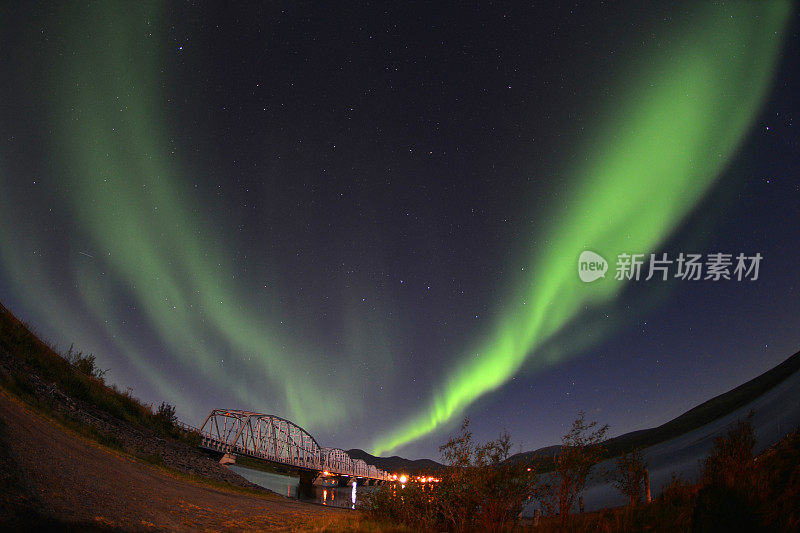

{"left": 525, "top": 364, "right": 800, "bottom": 515}
{"left": 228, "top": 465, "right": 375, "bottom": 509}
{"left": 227, "top": 366, "right": 800, "bottom": 515}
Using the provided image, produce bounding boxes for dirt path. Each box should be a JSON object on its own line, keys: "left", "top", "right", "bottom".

{"left": 0, "top": 388, "right": 353, "bottom": 531}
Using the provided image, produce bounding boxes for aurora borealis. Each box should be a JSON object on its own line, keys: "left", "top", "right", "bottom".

{"left": 1, "top": 2, "right": 799, "bottom": 459}
{"left": 372, "top": 2, "right": 793, "bottom": 454}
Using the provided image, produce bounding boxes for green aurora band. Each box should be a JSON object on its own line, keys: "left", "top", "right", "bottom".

{"left": 0, "top": 2, "right": 394, "bottom": 429}
{"left": 0, "top": 2, "right": 792, "bottom": 452}
{"left": 371, "top": 3, "right": 792, "bottom": 454}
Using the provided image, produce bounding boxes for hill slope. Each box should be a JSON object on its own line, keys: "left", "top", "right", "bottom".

{"left": 508, "top": 348, "right": 800, "bottom": 464}
{"left": 362, "top": 348, "right": 800, "bottom": 471}
{"left": 347, "top": 448, "right": 443, "bottom": 475}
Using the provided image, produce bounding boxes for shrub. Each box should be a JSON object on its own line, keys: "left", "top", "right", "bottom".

{"left": 701, "top": 414, "right": 756, "bottom": 489}
{"left": 154, "top": 401, "right": 177, "bottom": 430}
{"left": 61, "top": 372, "right": 92, "bottom": 402}
{"left": 364, "top": 418, "right": 538, "bottom": 531}
{"left": 64, "top": 344, "right": 107, "bottom": 381}
{"left": 608, "top": 448, "right": 648, "bottom": 506}
{"left": 692, "top": 415, "right": 760, "bottom": 531}
{"left": 752, "top": 429, "right": 800, "bottom": 532}
{"left": 536, "top": 411, "right": 609, "bottom": 529}
{"left": 659, "top": 472, "right": 696, "bottom": 507}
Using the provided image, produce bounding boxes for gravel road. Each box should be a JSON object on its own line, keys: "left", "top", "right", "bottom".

{"left": 0, "top": 388, "right": 353, "bottom": 531}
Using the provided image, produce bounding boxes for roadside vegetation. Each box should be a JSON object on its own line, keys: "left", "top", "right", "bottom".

{"left": 365, "top": 413, "right": 800, "bottom": 532}
{"left": 2, "top": 301, "right": 798, "bottom": 531}
{"left": 364, "top": 418, "right": 538, "bottom": 531}
{"left": 0, "top": 303, "right": 191, "bottom": 442}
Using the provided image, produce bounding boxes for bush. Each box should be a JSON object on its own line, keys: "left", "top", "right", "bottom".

{"left": 608, "top": 448, "right": 648, "bottom": 506}
{"left": 64, "top": 344, "right": 107, "bottom": 381}
{"left": 659, "top": 472, "right": 697, "bottom": 507}
{"left": 701, "top": 414, "right": 756, "bottom": 489}
{"left": 363, "top": 482, "right": 437, "bottom": 529}
{"left": 364, "top": 418, "right": 538, "bottom": 531}
{"left": 536, "top": 411, "right": 609, "bottom": 529}
{"left": 692, "top": 484, "right": 760, "bottom": 532}
{"left": 692, "top": 415, "right": 761, "bottom": 532}
{"left": 0, "top": 304, "right": 184, "bottom": 438}
{"left": 752, "top": 429, "right": 800, "bottom": 532}
{"left": 154, "top": 402, "right": 177, "bottom": 430}
{"left": 61, "top": 372, "right": 92, "bottom": 402}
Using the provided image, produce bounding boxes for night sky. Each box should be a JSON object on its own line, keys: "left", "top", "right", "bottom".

{"left": 1, "top": 2, "right": 798, "bottom": 460}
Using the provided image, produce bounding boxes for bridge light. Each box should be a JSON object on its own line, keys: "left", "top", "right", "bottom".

{"left": 323, "top": 470, "right": 330, "bottom": 476}
{"left": 398, "top": 475, "right": 408, "bottom": 484}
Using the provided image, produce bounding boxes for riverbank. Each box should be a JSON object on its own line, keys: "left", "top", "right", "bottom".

{"left": 0, "top": 302, "right": 268, "bottom": 491}
{"left": 0, "top": 386, "right": 379, "bottom": 531}
{"left": 0, "top": 302, "right": 407, "bottom": 530}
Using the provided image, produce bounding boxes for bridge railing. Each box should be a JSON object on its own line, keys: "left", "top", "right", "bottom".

{"left": 175, "top": 420, "right": 200, "bottom": 434}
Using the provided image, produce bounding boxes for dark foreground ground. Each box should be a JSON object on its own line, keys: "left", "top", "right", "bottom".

{"left": 0, "top": 387, "right": 357, "bottom": 532}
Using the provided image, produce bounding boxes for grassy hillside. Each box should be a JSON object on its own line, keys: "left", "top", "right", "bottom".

{"left": 0, "top": 302, "right": 180, "bottom": 437}
{"left": 0, "top": 301, "right": 270, "bottom": 492}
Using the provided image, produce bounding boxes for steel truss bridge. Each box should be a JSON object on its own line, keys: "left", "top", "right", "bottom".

{"left": 198, "top": 409, "right": 389, "bottom": 484}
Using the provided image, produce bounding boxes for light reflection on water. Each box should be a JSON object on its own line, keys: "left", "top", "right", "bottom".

{"left": 228, "top": 368, "right": 800, "bottom": 516}
{"left": 227, "top": 465, "right": 374, "bottom": 510}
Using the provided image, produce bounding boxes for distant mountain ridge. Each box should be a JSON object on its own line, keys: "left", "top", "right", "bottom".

{"left": 358, "top": 348, "right": 800, "bottom": 473}
{"left": 509, "top": 348, "right": 800, "bottom": 465}
{"left": 346, "top": 448, "right": 444, "bottom": 475}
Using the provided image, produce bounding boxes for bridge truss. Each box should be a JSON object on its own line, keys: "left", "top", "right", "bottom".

{"left": 198, "top": 409, "right": 389, "bottom": 481}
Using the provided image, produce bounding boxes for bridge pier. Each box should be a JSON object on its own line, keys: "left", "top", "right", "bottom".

{"left": 298, "top": 470, "right": 319, "bottom": 498}
{"left": 219, "top": 452, "right": 236, "bottom": 465}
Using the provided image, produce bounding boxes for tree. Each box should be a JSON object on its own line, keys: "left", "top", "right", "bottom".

{"left": 537, "top": 411, "right": 609, "bottom": 530}
{"left": 366, "top": 418, "right": 540, "bottom": 531}
{"left": 473, "top": 429, "right": 539, "bottom": 531}
{"left": 154, "top": 402, "right": 177, "bottom": 429}
{"left": 692, "top": 415, "right": 760, "bottom": 531}
{"left": 702, "top": 414, "right": 756, "bottom": 488}
{"left": 436, "top": 418, "right": 483, "bottom": 531}
{"left": 608, "top": 448, "right": 648, "bottom": 506}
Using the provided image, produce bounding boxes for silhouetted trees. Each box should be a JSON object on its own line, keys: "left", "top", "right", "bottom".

{"left": 366, "top": 411, "right": 799, "bottom": 532}
{"left": 364, "top": 418, "right": 538, "bottom": 531}
{"left": 692, "top": 414, "right": 760, "bottom": 531}
{"left": 154, "top": 401, "right": 177, "bottom": 429}
{"left": 608, "top": 448, "right": 648, "bottom": 506}
{"left": 536, "top": 411, "right": 609, "bottom": 529}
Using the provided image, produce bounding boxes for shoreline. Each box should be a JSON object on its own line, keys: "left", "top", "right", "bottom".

{"left": 0, "top": 386, "right": 357, "bottom": 530}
